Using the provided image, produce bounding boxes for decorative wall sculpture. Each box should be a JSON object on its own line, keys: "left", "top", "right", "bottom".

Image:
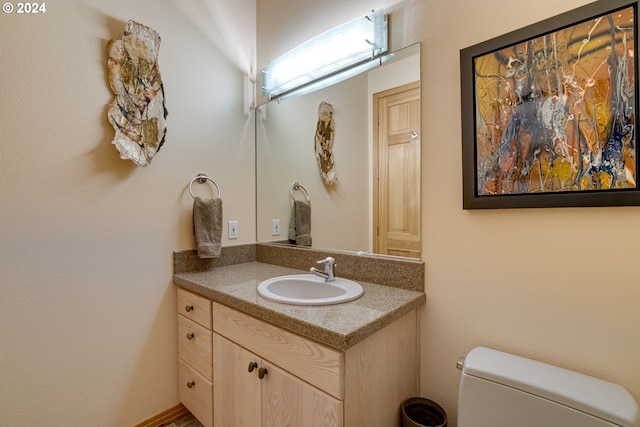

{"left": 315, "top": 101, "right": 337, "bottom": 185}
{"left": 107, "top": 20, "right": 167, "bottom": 167}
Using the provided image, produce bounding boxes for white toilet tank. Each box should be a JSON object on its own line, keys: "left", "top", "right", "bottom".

{"left": 457, "top": 347, "right": 639, "bottom": 427}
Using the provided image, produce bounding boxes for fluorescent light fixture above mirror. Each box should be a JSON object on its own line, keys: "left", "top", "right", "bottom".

{"left": 261, "top": 9, "right": 388, "bottom": 100}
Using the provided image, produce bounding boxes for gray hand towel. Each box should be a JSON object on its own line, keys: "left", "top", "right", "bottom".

{"left": 193, "top": 196, "right": 222, "bottom": 258}
{"left": 288, "top": 199, "right": 311, "bottom": 246}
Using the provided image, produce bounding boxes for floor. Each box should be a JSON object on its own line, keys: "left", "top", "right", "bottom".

{"left": 165, "top": 413, "right": 203, "bottom": 427}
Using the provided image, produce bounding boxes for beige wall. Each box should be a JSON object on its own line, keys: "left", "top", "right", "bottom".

{"left": 258, "top": 0, "right": 640, "bottom": 426}
{"left": 0, "top": 0, "right": 255, "bottom": 425}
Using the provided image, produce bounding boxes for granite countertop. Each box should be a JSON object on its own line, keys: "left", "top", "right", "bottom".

{"left": 173, "top": 261, "right": 426, "bottom": 350}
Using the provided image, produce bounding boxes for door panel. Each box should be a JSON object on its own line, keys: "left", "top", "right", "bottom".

{"left": 213, "top": 334, "right": 261, "bottom": 427}
{"left": 374, "top": 82, "right": 421, "bottom": 258}
{"left": 262, "top": 361, "right": 343, "bottom": 427}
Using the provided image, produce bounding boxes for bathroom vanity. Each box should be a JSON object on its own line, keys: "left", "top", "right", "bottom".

{"left": 173, "top": 245, "right": 425, "bottom": 427}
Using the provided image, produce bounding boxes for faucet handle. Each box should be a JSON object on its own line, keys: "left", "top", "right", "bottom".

{"left": 311, "top": 257, "right": 336, "bottom": 281}
{"left": 316, "top": 256, "right": 335, "bottom": 266}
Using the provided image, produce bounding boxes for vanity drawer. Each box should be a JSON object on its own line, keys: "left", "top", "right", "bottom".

{"left": 178, "top": 288, "right": 212, "bottom": 329}
{"left": 212, "top": 301, "right": 344, "bottom": 399}
{"left": 178, "top": 315, "right": 213, "bottom": 381}
{"left": 178, "top": 359, "right": 213, "bottom": 427}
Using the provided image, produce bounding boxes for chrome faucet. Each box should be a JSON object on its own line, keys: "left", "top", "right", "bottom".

{"left": 310, "top": 257, "right": 336, "bottom": 282}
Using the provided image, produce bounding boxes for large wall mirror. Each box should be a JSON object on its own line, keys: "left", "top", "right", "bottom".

{"left": 256, "top": 43, "right": 421, "bottom": 259}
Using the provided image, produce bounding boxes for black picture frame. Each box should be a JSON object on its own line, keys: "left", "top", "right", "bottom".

{"left": 461, "top": 0, "right": 640, "bottom": 209}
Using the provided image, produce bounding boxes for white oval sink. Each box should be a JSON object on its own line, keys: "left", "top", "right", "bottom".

{"left": 257, "top": 274, "right": 364, "bottom": 306}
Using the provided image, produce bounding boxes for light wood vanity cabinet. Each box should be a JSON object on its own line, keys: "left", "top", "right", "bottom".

{"left": 212, "top": 302, "right": 344, "bottom": 427}
{"left": 177, "top": 289, "right": 213, "bottom": 427}
{"left": 214, "top": 334, "right": 343, "bottom": 426}
{"left": 178, "top": 289, "right": 419, "bottom": 427}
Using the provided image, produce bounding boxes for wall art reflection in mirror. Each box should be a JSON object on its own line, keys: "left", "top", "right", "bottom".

{"left": 315, "top": 102, "right": 338, "bottom": 185}
{"left": 461, "top": 0, "right": 640, "bottom": 208}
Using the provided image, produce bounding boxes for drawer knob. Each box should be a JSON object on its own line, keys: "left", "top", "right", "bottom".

{"left": 186, "top": 332, "right": 195, "bottom": 340}
{"left": 248, "top": 361, "right": 258, "bottom": 373}
{"left": 185, "top": 305, "right": 194, "bottom": 312}
{"left": 258, "top": 367, "right": 268, "bottom": 379}
{"left": 186, "top": 381, "right": 195, "bottom": 388}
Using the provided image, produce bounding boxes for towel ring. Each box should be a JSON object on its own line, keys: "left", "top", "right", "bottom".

{"left": 290, "top": 182, "right": 310, "bottom": 202}
{"left": 189, "top": 174, "right": 221, "bottom": 199}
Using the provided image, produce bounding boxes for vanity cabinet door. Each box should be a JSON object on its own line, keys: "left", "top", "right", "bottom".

{"left": 212, "top": 301, "right": 344, "bottom": 399}
{"left": 213, "top": 333, "right": 343, "bottom": 427}
{"left": 213, "top": 334, "right": 261, "bottom": 427}
{"left": 262, "top": 360, "right": 343, "bottom": 427}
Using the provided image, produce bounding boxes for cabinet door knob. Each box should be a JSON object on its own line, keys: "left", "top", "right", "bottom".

{"left": 258, "top": 367, "right": 268, "bottom": 379}
{"left": 186, "top": 332, "right": 195, "bottom": 340}
{"left": 185, "top": 305, "right": 194, "bottom": 312}
{"left": 186, "top": 381, "right": 195, "bottom": 388}
{"left": 248, "top": 361, "right": 258, "bottom": 373}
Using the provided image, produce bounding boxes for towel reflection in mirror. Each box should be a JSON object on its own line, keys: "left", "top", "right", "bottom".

{"left": 289, "top": 183, "right": 311, "bottom": 246}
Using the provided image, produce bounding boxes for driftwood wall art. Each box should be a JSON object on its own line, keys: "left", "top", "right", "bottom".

{"left": 315, "top": 101, "right": 337, "bottom": 185}
{"left": 107, "top": 20, "right": 167, "bottom": 167}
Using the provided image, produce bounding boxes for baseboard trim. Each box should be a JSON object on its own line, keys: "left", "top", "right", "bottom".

{"left": 133, "top": 403, "right": 190, "bottom": 427}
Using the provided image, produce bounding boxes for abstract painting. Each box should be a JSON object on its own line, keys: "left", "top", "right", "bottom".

{"left": 461, "top": 0, "right": 640, "bottom": 208}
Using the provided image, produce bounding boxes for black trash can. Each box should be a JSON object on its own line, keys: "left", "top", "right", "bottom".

{"left": 401, "top": 397, "right": 447, "bottom": 427}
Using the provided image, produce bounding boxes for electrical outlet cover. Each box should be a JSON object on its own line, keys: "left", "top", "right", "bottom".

{"left": 228, "top": 221, "right": 239, "bottom": 239}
